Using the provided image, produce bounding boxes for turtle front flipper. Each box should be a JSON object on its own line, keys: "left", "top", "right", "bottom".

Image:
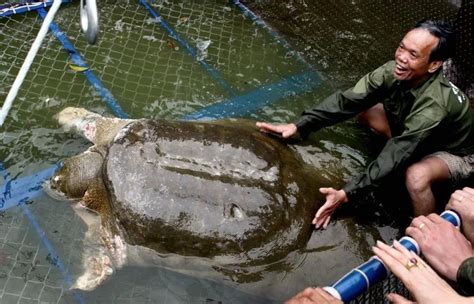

{"left": 81, "top": 177, "right": 120, "bottom": 237}
{"left": 70, "top": 199, "right": 117, "bottom": 291}
{"left": 73, "top": 183, "right": 127, "bottom": 291}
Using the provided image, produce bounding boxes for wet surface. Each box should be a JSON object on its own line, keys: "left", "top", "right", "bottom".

{"left": 0, "top": 0, "right": 460, "bottom": 302}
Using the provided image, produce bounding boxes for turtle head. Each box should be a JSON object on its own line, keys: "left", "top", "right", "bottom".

{"left": 55, "top": 107, "right": 132, "bottom": 146}
{"left": 55, "top": 107, "right": 99, "bottom": 125}
{"left": 48, "top": 147, "right": 105, "bottom": 200}
{"left": 55, "top": 107, "right": 103, "bottom": 142}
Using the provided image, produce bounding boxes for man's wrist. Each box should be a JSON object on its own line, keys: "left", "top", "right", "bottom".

{"left": 339, "top": 189, "right": 349, "bottom": 203}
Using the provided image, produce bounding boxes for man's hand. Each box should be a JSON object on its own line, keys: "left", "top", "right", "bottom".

{"left": 285, "top": 287, "right": 342, "bottom": 304}
{"left": 446, "top": 187, "right": 474, "bottom": 245}
{"left": 406, "top": 214, "right": 474, "bottom": 281}
{"left": 255, "top": 122, "right": 298, "bottom": 139}
{"left": 312, "top": 188, "right": 348, "bottom": 229}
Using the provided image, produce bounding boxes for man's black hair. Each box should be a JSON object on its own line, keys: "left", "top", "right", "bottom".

{"left": 413, "top": 20, "right": 455, "bottom": 62}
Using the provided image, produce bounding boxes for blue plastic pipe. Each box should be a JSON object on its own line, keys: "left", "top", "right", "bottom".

{"left": 183, "top": 70, "right": 320, "bottom": 120}
{"left": 323, "top": 210, "right": 461, "bottom": 302}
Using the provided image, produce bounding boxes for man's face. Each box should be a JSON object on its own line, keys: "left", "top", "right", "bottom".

{"left": 394, "top": 29, "right": 441, "bottom": 87}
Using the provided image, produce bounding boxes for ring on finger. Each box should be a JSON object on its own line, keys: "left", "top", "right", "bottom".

{"left": 459, "top": 195, "right": 464, "bottom": 202}
{"left": 405, "top": 257, "right": 419, "bottom": 270}
{"left": 418, "top": 223, "right": 425, "bottom": 230}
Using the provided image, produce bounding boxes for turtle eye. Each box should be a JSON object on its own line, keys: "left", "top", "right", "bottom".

{"left": 230, "top": 204, "right": 244, "bottom": 219}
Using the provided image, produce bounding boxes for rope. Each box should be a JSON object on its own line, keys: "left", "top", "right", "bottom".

{"left": 0, "top": 0, "right": 63, "bottom": 127}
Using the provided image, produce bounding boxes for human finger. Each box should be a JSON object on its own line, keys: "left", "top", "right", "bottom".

{"left": 285, "top": 287, "right": 329, "bottom": 304}
{"left": 450, "top": 189, "right": 471, "bottom": 204}
{"left": 447, "top": 189, "right": 460, "bottom": 204}
{"left": 315, "top": 208, "right": 332, "bottom": 229}
{"left": 314, "top": 213, "right": 328, "bottom": 229}
{"left": 462, "top": 187, "right": 474, "bottom": 196}
{"left": 255, "top": 122, "right": 280, "bottom": 133}
{"left": 378, "top": 240, "right": 421, "bottom": 274}
{"left": 458, "top": 189, "right": 474, "bottom": 204}
{"left": 406, "top": 249, "right": 428, "bottom": 268}
{"left": 386, "top": 293, "right": 414, "bottom": 304}
{"left": 373, "top": 241, "right": 407, "bottom": 269}
{"left": 319, "top": 187, "right": 335, "bottom": 195}
{"left": 404, "top": 226, "right": 424, "bottom": 244}
{"left": 446, "top": 195, "right": 458, "bottom": 210}
{"left": 313, "top": 204, "right": 327, "bottom": 224}
{"left": 377, "top": 240, "right": 411, "bottom": 262}
{"left": 446, "top": 191, "right": 473, "bottom": 218}
{"left": 426, "top": 213, "right": 444, "bottom": 224}
{"left": 314, "top": 199, "right": 336, "bottom": 227}
{"left": 284, "top": 288, "right": 309, "bottom": 304}
{"left": 300, "top": 287, "right": 319, "bottom": 298}
{"left": 322, "top": 215, "right": 331, "bottom": 229}
{"left": 454, "top": 191, "right": 465, "bottom": 202}
{"left": 399, "top": 244, "right": 435, "bottom": 276}
{"left": 312, "top": 287, "right": 337, "bottom": 301}
{"left": 312, "top": 207, "right": 325, "bottom": 226}
{"left": 406, "top": 249, "right": 443, "bottom": 280}
{"left": 373, "top": 243, "right": 411, "bottom": 279}
{"left": 392, "top": 240, "right": 417, "bottom": 258}
{"left": 410, "top": 215, "right": 432, "bottom": 231}
{"left": 314, "top": 198, "right": 334, "bottom": 218}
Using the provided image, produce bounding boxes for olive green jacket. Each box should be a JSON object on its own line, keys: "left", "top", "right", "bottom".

{"left": 295, "top": 60, "right": 474, "bottom": 199}
{"left": 458, "top": 257, "right": 474, "bottom": 296}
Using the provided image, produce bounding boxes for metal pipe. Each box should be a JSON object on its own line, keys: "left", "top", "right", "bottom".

{"left": 80, "top": 0, "right": 99, "bottom": 44}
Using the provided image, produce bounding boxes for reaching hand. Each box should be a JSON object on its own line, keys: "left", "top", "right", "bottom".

{"left": 405, "top": 214, "right": 474, "bottom": 281}
{"left": 312, "top": 188, "right": 348, "bottom": 229}
{"left": 255, "top": 122, "right": 298, "bottom": 139}
{"left": 373, "top": 240, "right": 469, "bottom": 304}
{"left": 446, "top": 187, "right": 474, "bottom": 245}
{"left": 285, "top": 287, "right": 342, "bottom": 304}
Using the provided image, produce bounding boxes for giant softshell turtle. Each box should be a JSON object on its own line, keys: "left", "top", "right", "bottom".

{"left": 48, "top": 107, "right": 328, "bottom": 289}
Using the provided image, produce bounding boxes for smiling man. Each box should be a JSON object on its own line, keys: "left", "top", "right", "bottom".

{"left": 256, "top": 20, "right": 474, "bottom": 228}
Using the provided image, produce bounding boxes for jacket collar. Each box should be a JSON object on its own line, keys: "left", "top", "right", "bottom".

{"left": 400, "top": 69, "right": 444, "bottom": 98}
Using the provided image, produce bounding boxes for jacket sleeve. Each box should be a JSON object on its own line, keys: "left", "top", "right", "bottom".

{"left": 343, "top": 97, "right": 447, "bottom": 199}
{"left": 295, "top": 62, "right": 392, "bottom": 138}
{"left": 457, "top": 257, "right": 474, "bottom": 296}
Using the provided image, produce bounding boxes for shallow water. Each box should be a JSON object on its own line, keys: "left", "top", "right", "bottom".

{"left": 0, "top": 0, "right": 459, "bottom": 302}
